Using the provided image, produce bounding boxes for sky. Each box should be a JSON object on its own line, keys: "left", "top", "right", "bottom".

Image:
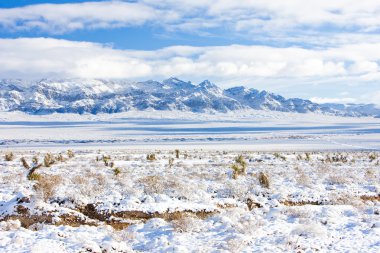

{"left": 0, "top": 0, "right": 380, "bottom": 104}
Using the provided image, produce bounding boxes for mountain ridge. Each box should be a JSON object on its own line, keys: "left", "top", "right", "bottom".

{"left": 0, "top": 77, "right": 379, "bottom": 117}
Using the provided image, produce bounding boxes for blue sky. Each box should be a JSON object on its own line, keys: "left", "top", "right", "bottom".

{"left": 0, "top": 0, "right": 380, "bottom": 104}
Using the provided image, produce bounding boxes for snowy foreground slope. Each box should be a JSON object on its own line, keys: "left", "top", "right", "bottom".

{"left": 0, "top": 149, "right": 379, "bottom": 252}
{"left": 0, "top": 110, "right": 379, "bottom": 252}
{"left": 1, "top": 78, "right": 379, "bottom": 117}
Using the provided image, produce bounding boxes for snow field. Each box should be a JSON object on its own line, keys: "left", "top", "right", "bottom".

{"left": 0, "top": 149, "right": 379, "bottom": 252}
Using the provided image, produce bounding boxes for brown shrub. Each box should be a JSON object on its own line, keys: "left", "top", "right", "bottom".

{"left": 34, "top": 175, "right": 63, "bottom": 201}
{"left": 4, "top": 152, "right": 14, "bottom": 161}
{"left": 258, "top": 172, "right": 270, "bottom": 188}
{"left": 20, "top": 157, "right": 30, "bottom": 169}
{"left": 146, "top": 153, "right": 156, "bottom": 161}
{"left": 44, "top": 153, "right": 55, "bottom": 167}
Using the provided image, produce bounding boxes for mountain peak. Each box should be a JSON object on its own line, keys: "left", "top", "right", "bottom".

{"left": 199, "top": 80, "right": 217, "bottom": 88}
{"left": 0, "top": 78, "right": 378, "bottom": 117}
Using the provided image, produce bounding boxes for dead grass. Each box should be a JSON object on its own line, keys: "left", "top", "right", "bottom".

{"left": 146, "top": 153, "right": 156, "bottom": 161}
{"left": 4, "top": 152, "right": 14, "bottom": 161}
{"left": 258, "top": 172, "right": 270, "bottom": 188}
{"left": 44, "top": 153, "right": 55, "bottom": 167}
{"left": 34, "top": 174, "right": 63, "bottom": 201}
{"left": 172, "top": 212, "right": 198, "bottom": 233}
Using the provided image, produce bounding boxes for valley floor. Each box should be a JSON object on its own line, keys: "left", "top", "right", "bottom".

{"left": 0, "top": 148, "right": 379, "bottom": 252}
{"left": 1, "top": 110, "right": 380, "bottom": 151}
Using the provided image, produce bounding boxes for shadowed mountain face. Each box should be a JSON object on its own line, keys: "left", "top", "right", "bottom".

{"left": 0, "top": 77, "right": 379, "bottom": 116}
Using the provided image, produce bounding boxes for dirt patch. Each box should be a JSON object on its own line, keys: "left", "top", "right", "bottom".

{"left": 112, "top": 209, "right": 215, "bottom": 221}
{"left": 1, "top": 203, "right": 216, "bottom": 231}
{"left": 281, "top": 200, "right": 322, "bottom": 206}
{"left": 281, "top": 194, "right": 380, "bottom": 206}
{"left": 2, "top": 213, "right": 97, "bottom": 228}
{"left": 361, "top": 195, "right": 380, "bottom": 202}
{"left": 246, "top": 198, "right": 262, "bottom": 210}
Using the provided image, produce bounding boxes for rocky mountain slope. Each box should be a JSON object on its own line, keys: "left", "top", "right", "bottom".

{"left": 0, "top": 78, "right": 378, "bottom": 117}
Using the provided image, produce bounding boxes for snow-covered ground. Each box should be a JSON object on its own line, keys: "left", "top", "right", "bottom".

{"left": 1, "top": 110, "right": 380, "bottom": 150}
{"left": 0, "top": 111, "right": 379, "bottom": 252}
{"left": 0, "top": 149, "right": 379, "bottom": 252}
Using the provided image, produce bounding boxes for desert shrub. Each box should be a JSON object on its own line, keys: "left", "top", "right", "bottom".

{"left": 102, "top": 155, "right": 111, "bottom": 166}
{"left": 305, "top": 152, "right": 311, "bottom": 161}
{"left": 4, "top": 152, "right": 14, "bottom": 161}
{"left": 20, "top": 157, "right": 30, "bottom": 169}
{"left": 28, "top": 172, "right": 41, "bottom": 181}
{"left": 231, "top": 155, "right": 247, "bottom": 179}
{"left": 33, "top": 174, "right": 62, "bottom": 201}
{"left": 175, "top": 149, "right": 180, "bottom": 159}
{"left": 172, "top": 213, "right": 198, "bottom": 233}
{"left": 67, "top": 150, "right": 75, "bottom": 158}
{"left": 32, "top": 156, "right": 39, "bottom": 165}
{"left": 168, "top": 157, "right": 174, "bottom": 168}
{"left": 44, "top": 153, "right": 55, "bottom": 167}
{"left": 146, "top": 153, "right": 156, "bottom": 161}
{"left": 138, "top": 175, "right": 165, "bottom": 194}
{"left": 284, "top": 207, "right": 311, "bottom": 219}
{"left": 55, "top": 153, "right": 65, "bottom": 162}
{"left": 369, "top": 153, "right": 377, "bottom": 162}
{"left": 258, "top": 172, "right": 270, "bottom": 188}
{"left": 114, "top": 167, "right": 121, "bottom": 176}
{"left": 274, "top": 152, "right": 286, "bottom": 161}
{"left": 296, "top": 171, "right": 312, "bottom": 187}
{"left": 326, "top": 153, "right": 348, "bottom": 163}
{"left": 327, "top": 174, "right": 350, "bottom": 185}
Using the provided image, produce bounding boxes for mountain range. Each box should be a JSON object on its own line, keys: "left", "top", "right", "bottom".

{"left": 0, "top": 77, "right": 379, "bottom": 117}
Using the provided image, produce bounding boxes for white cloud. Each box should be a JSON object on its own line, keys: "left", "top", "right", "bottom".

{"left": 1, "top": 37, "right": 379, "bottom": 104}
{"left": 309, "top": 97, "right": 357, "bottom": 104}
{"left": 0, "top": 0, "right": 380, "bottom": 45}
{"left": 0, "top": 37, "right": 379, "bottom": 83}
{"left": 0, "top": 1, "right": 176, "bottom": 34}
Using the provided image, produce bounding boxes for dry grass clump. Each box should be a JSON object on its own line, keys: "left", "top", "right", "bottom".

{"left": 28, "top": 172, "right": 41, "bottom": 181}
{"left": 273, "top": 152, "right": 286, "bottom": 161}
{"left": 55, "top": 153, "right": 65, "bottom": 162}
{"left": 365, "top": 168, "right": 378, "bottom": 182}
{"left": 324, "top": 153, "right": 348, "bottom": 163}
{"left": 329, "top": 192, "right": 364, "bottom": 208}
{"left": 168, "top": 157, "right": 174, "bottom": 168}
{"left": 369, "top": 153, "right": 377, "bottom": 162}
{"left": 21, "top": 156, "right": 43, "bottom": 180}
{"left": 34, "top": 174, "right": 63, "bottom": 201}
{"left": 20, "top": 157, "right": 30, "bottom": 169}
{"left": 102, "top": 155, "right": 111, "bottom": 166}
{"left": 305, "top": 152, "right": 311, "bottom": 161}
{"left": 146, "top": 153, "right": 156, "bottom": 161}
{"left": 4, "top": 152, "right": 14, "bottom": 161}
{"left": 113, "top": 167, "right": 121, "bottom": 176}
{"left": 326, "top": 174, "right": 350, "bottom": 185}
{"left": 258, "top": 172, "right": 270, "bottom": 188}
{"left": 172, "top": 213, "right": 199, "bottom": 233}
{"left": 138, "top": 175, "right": 165, "bottom": 195}
{"left": 67, "top": 150, "right": 75, "bottom": 158}
{"left": 283, "top": 207, "right": 312, "bottom": 219}
{"left": 231, "top": 155, "right": 247, "bottom": 179}
{"left": 294, "top": 167, "right": 312, "bottom": 187}
{"left": 44, "top": 153, "right": 55, "bottom": 167}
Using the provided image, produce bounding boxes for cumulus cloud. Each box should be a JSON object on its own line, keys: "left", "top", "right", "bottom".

{"left": 0, "top": 37, "right": 379, "bottom": 82}
{"left": 309, "top": 97, "right": 357, "bottom": 104}
{"left": 0, "top": 1, "right": 176, "bottom": 34}
{"left": 0, "top": 0, "right": 380, "bottom": 45}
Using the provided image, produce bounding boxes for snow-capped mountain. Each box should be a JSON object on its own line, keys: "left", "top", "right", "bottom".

{"left": 0, "top": 77, "right": 379, "bottom": 117}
